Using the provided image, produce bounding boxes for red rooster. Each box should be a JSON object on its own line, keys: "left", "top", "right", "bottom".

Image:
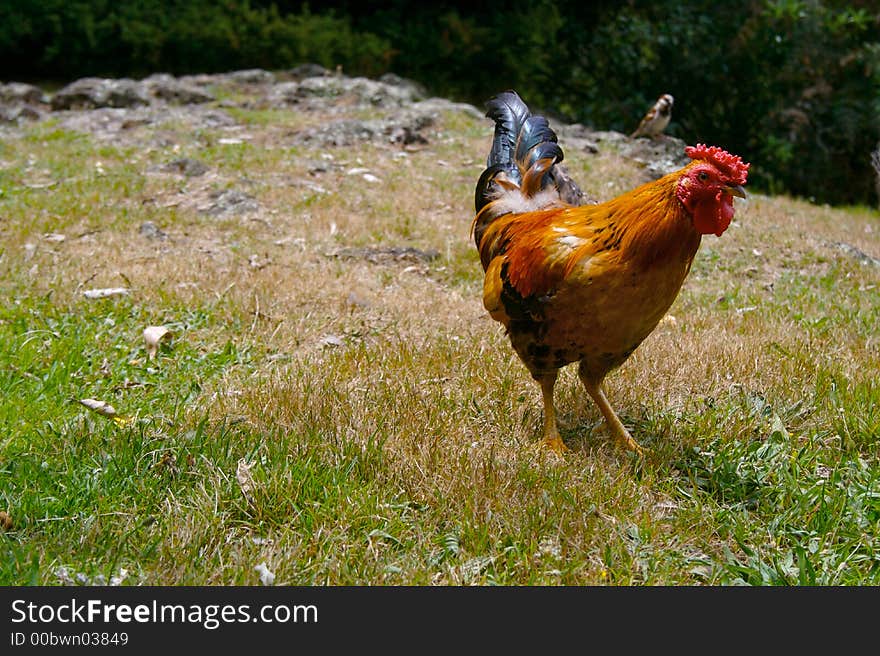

{"left": 472, "top": 91, "right": 749, "bottom": 454}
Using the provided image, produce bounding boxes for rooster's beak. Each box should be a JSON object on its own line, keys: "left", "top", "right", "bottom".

{"left": 725, "top": 185, "right": 747, "bottom": 199}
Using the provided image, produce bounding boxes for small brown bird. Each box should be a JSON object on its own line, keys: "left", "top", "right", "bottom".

{"left": 473, "top": 90, "right": 749, "bottom": 454}
{"left": 630, "top": 93, "right": 674, "bottom": 139}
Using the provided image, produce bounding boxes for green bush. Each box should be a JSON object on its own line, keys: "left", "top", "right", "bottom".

{"left": 0, "top": 1, "right": 391, "bottom": 80}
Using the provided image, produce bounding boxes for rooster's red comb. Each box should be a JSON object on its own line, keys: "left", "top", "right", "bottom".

{"left": 685, "top": 144, "right": 750, "bottom": 185}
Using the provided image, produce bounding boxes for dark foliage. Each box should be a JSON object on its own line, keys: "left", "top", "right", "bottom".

{"left": 1, "top": 0, "right": 878, "bottom": 205}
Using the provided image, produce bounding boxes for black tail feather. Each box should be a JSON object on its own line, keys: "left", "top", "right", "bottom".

{"left": 515, "top": 115, "right": 562, "bottom": 170}
{"left": 485, "top": 91, "right": 532, "bottom": 172}
{"left": 475, "top": 90, "right": 570, "bottom": 213}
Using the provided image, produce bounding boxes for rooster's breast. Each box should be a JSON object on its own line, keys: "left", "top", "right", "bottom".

{"left": 508, "top": 252, "right": 693, "bottom": 379}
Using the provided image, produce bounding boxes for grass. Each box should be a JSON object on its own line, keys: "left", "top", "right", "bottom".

{"left": 1, "top": 77, "right": 878, "bottom": 585}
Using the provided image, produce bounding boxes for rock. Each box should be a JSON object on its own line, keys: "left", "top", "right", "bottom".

{"left": 556, "top": 123, "right": 600, "bottom": 153}
{"left": 51, "top": 77, "right": 150, "bottom": 110}
{"left": 139, "top": 73, "right": 176, "bottom": 86}
{"left": 177, "top": 73, "right": 215, "bottom": 87}
{"left": 329, "top": 246, "right": 440, "bottom": 264}
{"left": 57, "top": 107, "right": 150, "bottom": 139}
{"left": 196, "top": 109, "right": 237, "bottom": 128}
{"left": 293, "top": 111, "right": 434, "bottom": 148}
{"left": 306, "top": 159, "right": 331, "bottom": 175}
{"left": 287, "top": 63, "right": 332, "bottom": 80}
{"left": 378, "top": 73, "right": 427, "bottom": 100}
{"left": 294, "top": 76, "right": 421, "bottom": 107}
{"left": 581, "top": 129, "right": 629, "bottom": 146}
{"left": 388, "top": 124, "right": 429, "bottom": 146}
{"left": 827, "top": 241, "right": 880, "bottom": 267}
{"left": 295, "top": 119, "right": 385, "bottom": 146}
{"left": 0, "top": 82, "right": 47, "bottom": 105}
{"left": 557, "top": 124, "right": 688, "bottom": 180}
{"left": 17, "top": 105, "right": 44, "bottom": 121}
{"left": 620, "top": 134, "right": 689, "bottom": 178}
{"left": 410, "top": 97, "right": 484, "bottom": 120}
{"left": 161, "top": 158, "right": 209, "bottom": 177}
{"left": 269, "top": 76, "right": 433, "bottom": 111}
{"left": 386, "top": 112, "right": 435, "bottom": 145}
{"left": 266, "top": 82, "right": 301, "bottom": 106}
{"left": 201, "top": 189, "right": 259, "bottom": 216}
{"left": 139, "top": 221, "right": 168, "bottom": 240}
{"left": 0, "top": 82, "right": 48, "bottom": 123}
{"left": 228, "top": 69, "right": 276, "bottom": 85}
{"left": 143, "top": 75, "right": 215, "bottom": 105}
{"left": 0, "top": 105, "right": 44, "bottom": 123}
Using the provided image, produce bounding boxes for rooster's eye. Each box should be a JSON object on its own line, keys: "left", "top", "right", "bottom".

{"left": 698, "top": 171, "right": 709, "bottom": 182}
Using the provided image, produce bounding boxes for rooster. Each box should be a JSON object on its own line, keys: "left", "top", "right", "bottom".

{"left": 630, "top": 93, "right": 674, "bottom": 139}
{"left": 472, "top": 91, "right": 749, "bottom": 454}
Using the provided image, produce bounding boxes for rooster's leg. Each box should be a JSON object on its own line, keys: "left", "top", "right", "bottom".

{"left": 535, "top": 371, "right": 568, "bottom": 454}
{"left": 578, "top": 370, "right": 644, "bottom": 454}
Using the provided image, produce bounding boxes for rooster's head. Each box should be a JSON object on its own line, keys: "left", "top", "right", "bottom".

{"left": 677, "top": 144, "right": 750, "bottom": 237}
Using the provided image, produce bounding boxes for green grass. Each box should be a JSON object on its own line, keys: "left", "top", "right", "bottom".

{"left": 1, "top": 78, "right": 879, "bottom": 585}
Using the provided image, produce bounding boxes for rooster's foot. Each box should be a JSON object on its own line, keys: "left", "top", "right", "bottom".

{"left": 539, "top": 434, "right": 570, "bottom": 455}
{"left": 615, "top": 430, "right": 646, "bottom": 456}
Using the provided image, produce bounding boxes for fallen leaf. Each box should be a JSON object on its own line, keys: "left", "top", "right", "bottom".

{"left": 299, "top": 181, "right": 327, "bottom": 194}
{"left": 78, "top": 397, "right": 119, "bottom": 417}
{"left": 0, "top": 510, "right": 12, "bottom": 530}
{"left": 236, "top": 458, "right": 255, "bottom": 501}
{"left": 77, "top": 398, "right": 134, "bottom": 427}
{"left": 320, "top": 334, "right": 345, "bottom": 348}
{"left": 254, "top": 562, "right": 275, "bottom": 586}
{"left": 83, "top": 287, "right": 129, "bottom": 300}
{"left": 143, "top": 326, "right": 172, "bottom": 360}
